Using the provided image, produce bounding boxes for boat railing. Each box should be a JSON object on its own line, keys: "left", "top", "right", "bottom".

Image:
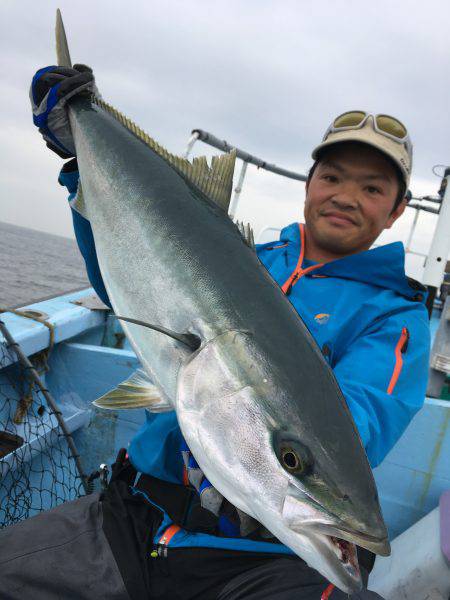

{"left": 184, "top": 129, "right": 307, "bottom": 221}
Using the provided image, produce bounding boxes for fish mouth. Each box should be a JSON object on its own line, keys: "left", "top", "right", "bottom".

{"left": 327, "top": 535, "right": 360, "bottom": 585}
{"left": 282, "top": 490, "right": 390, "bottom": 556}
{"left": 313, "top": 522, "right": 390, "bottom": 557}
{"left": 281, "top": 490, "right": 390, "bottom": 590}
{"left": 294, "top": 520, "right": 363, "bottom": 593}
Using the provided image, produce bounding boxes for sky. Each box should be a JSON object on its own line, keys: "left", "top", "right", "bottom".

{"left": 1, "top": 0, "right": 449, "bottom": 280}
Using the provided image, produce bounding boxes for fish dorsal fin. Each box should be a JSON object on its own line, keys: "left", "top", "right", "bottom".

{"left": 93, "top": 369, "right": 172, "bottom": 412}
{"left": 235, "top": 221, "right": 255, "bottom": 250}
{"left": 92, "top": 97, "right": 236, "bottom": 212}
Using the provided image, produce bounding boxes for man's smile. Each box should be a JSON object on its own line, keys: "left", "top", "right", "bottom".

{"left": 320, "top": 211, "right": 358, "bottom": 227}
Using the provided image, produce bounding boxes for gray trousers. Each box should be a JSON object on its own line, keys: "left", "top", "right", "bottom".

{"left": 0, "top": 492, "right": 383, "bottom": 600}
{"left": 0, "top": 493, "right": 130, "bottom": 600}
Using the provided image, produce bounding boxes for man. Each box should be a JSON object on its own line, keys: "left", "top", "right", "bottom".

{"left": 0, "top": 67, "right": 429, "bottom": 599}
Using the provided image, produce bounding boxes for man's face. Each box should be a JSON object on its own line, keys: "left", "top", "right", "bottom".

{"left": 304, "top": 143, "right": 406, "bottom": 258}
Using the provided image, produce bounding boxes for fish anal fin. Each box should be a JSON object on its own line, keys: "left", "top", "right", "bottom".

{"left": 93, "top": 369, "right": 172, "bottom": 412}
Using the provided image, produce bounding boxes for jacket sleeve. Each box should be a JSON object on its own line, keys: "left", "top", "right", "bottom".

{"left": 58, "top": 165, "right": 111, "bottom": 307}
{"left": 332, "top": 305, "right": 430, "bottom": 468}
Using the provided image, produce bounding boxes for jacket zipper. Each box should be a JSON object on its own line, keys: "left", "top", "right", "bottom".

{"left": 151, "top": 524, "right": 182, "bottom": 559}
{"left": 280, "top": 224, "right": 324, "bottom": 295}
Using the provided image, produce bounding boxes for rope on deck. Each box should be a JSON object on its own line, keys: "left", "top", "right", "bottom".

{"left": 0, "top": 306, "right": 55, "bottom": 366}
{"left": 0, "top": 306, "right": 57, "bottom": 425}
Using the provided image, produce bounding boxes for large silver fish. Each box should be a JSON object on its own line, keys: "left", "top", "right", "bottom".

{"left": 56, "top": 11, "right": 389, "bottom": 592}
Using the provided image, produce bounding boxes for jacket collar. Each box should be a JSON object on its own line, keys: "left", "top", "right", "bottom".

{"left": 278, "top": 223, "right": 427, "bottom": 302}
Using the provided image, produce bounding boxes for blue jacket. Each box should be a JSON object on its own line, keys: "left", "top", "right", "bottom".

{"left": 60, "top": 167, "right": 430, "bottom": 553}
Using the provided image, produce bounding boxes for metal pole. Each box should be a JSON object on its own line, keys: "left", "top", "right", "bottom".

{"left": 427, "top": 295, "right": 450, "bottom": 397}
{"left": 229, "top": 161, "right": 248, "bottom": 220}
{"left": 422, "top": 170, "right": 450, "bottom": 290}
{"left": 0, "top": 318, "right": 89, "bottom": 494}
{"left": 191, "top": 129, "right": 307, "bottom": 182}
{"left": 184, "top": 131, "right": 200, "bottom": 159}
{"left": 405, "top": 208, "right": 420, "bottom": 253}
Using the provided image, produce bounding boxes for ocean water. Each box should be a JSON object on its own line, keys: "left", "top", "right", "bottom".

{"left": 0, "top": 221, "right": 89, "bottom": 308}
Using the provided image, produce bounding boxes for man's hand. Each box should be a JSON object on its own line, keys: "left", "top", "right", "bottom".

{"left": 30, "top": 64, "right": 95, "bottom": 158}
{"left": 180, "top": 438, "right": 224, "bottom": 515}
{"left": 180, "top": 438, "right": 262, "bottom": 537}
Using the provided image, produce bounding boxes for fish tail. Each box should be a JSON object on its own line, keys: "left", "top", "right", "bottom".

{"left": 55, "top": 9, "right": 72, "bottom": 67}
{"left": 55, "top": 10, "right": 236, "bottom": 211}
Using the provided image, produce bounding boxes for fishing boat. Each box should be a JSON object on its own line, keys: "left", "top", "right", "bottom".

{"left": 0, "top": 132, "right": 449, "bottom": 600}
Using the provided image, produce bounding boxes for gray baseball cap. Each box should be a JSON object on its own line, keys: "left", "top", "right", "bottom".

{"left": 312, "top": 112, "right": 412, "bottom": 189}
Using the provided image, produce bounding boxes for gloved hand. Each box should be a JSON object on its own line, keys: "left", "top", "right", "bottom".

{"left": 30, "top": 64, "right": 96, "bottom": 158}
{"left": 180, "top": 438, "right": 224, "bottom": 515}
{"left": 180, "top": 438, "right": 262, "bottom": 537}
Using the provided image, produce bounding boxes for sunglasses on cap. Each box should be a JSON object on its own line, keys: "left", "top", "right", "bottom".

{"left": 324, "top": 111, "right": 412, "bottom": 159}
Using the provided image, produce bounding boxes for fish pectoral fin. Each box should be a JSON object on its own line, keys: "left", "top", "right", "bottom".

{"left": 93, "top": 369, "right": 172, "bottom": 411}
{"left": 112, "top": 315, "right": 201, "bottom": 351}
{"left": 70, "top": 181, "right": 88, "bottom": 219}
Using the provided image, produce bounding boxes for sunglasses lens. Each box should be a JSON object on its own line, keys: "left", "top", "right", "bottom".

{"left": 333, "top": 111, "right": 366, "bottom": 128}
{"left": 376, "top": 115, "right": 407, "bottom": 139}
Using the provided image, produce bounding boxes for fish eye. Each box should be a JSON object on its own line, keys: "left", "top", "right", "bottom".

{"left": 273, "top": 432, "right": 313, "bottom": 476}
{"left": 281, "top": 446, "right": 307, "bottom": 474}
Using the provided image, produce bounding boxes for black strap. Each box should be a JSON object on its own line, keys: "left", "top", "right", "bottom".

{"left": 135, "top": 474, "right": 194, "bottom": 525}
{"left": 135, "top": 473, "right": 219, "bottom": 534}
{"left": 101, "top": 479, "right": 158, "bottom": 600}
{"left": 105, "top": 449, "right": 219, "bottom": 534}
